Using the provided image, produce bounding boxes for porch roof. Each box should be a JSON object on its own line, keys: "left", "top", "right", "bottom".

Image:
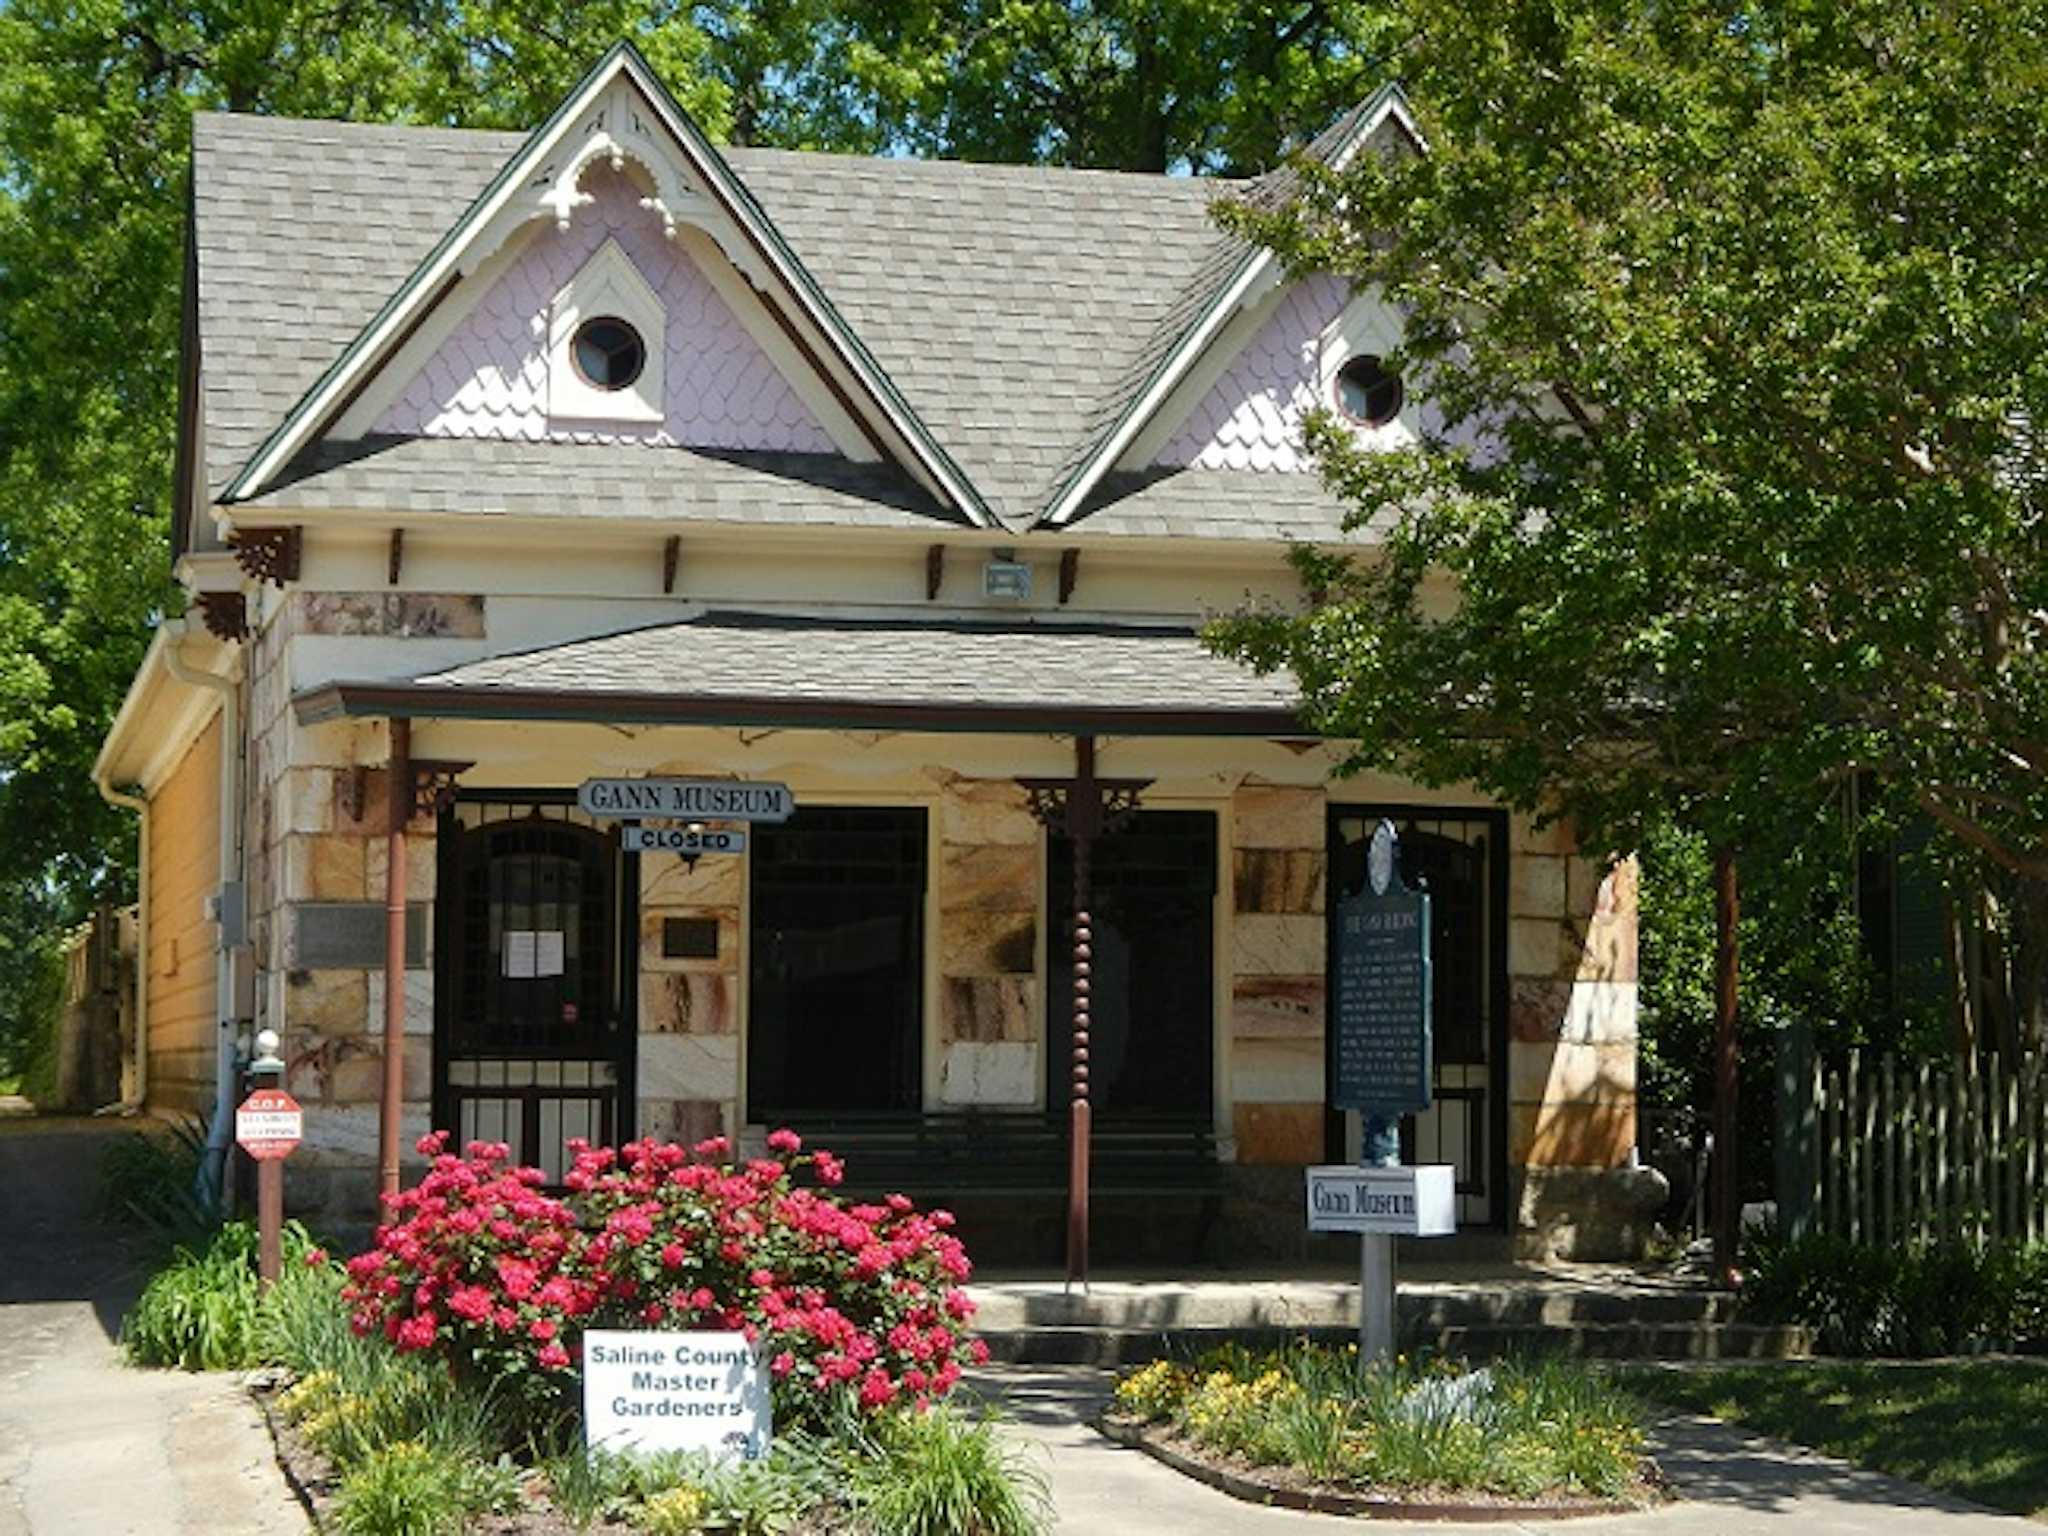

{"left": 292, "top": 609, "right": 1308, "bottom": 736}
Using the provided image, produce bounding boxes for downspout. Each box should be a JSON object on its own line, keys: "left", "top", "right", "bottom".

{"left": 94, "top": 776, "right": 148, "bottom": 1110}
{"left": 161, "top": 618, "right": 243, "bottom": 1212}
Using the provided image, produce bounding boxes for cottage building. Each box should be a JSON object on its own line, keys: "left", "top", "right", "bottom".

{"left": 94, "top": 45, "right": 1649, "bottom": 1263}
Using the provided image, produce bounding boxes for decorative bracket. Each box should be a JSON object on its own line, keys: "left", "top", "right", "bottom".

{"left": 229, "top": 525, "right": 301, "bottom": 587}
{"left": 410, "top": 759, "right": 474, "bottom": 819}
{"left": 1018, "top": 776, "right": 1150, "bottom": 839}
{"left": 342, "top": 765, "right": 368, "bottom": 824}
{"left": 925, "top": 544, "right": 945, "bottom": 601}
{"left": 1059, "top": 548, "right": 1080, "bottom": 606}
{"left": 195, "top": 590, "right": 248, "bottom": 642}
{"left": 387, "top": 529, "right": 405, "bottom": 586}
{"left": 663, "top": 535, "right": 681, "bottom": 595}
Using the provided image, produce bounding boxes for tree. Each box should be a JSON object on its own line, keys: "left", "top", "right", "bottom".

{"left": 1205, "top": 0, "right": 2048, "bottom": 1264}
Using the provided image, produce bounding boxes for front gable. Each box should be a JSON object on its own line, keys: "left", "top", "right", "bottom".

{"left": 223, "top": 44, "right": 991, "bottom": 525}
{"left": 364, "top": 163, "right": 836, "bottom": 454}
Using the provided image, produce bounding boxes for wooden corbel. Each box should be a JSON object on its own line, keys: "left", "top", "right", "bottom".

{"left": 195, "top": 590, "right": 248, "bottom": 641}
{"left": 663, "top": 536, "right": 681, "bottom": 595}
{"left": 925, "top": 544, "right": 945, "bottom": 601}
{"left": 387, "top": 529, "right": 404, "bottom": 586}
{"left": 228, "top": 525, "right": 302, "bottom": 586}
{"left": 410, "top": 760, "right": 474, "bottom": 819}
{"left": 1059, "top": 547, "right": 1080, "bottom": 605}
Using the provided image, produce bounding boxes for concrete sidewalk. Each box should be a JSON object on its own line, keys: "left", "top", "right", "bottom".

{"left": 0, "top": 1112, "right": 305, "bottom": 1536}
{"left": 968, "top": 1364, "right": 2031, "bottom": 1534}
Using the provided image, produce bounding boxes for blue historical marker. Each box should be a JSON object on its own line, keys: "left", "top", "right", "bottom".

{"left": 1332, "top": 819, "right": 1434, "bottom": 1133}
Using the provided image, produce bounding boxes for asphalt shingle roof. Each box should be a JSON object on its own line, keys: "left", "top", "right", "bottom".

{"left": 395, "top": 609, "right": 1301, "bottom": 718}
{"left": 191, "top": 102, "right": 1393, "bottom": 541}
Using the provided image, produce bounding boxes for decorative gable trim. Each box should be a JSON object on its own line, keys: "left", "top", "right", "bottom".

{"left": 1038, "top": 83, "right": 1421, "bottom": 527}
{"left": 221, "top": 42, "right": 993, "bottom": 527}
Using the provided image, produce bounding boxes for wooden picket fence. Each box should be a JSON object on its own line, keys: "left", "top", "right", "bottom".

{"left": 1811, "top": 1050, "right": 2048, "bottom": 1245}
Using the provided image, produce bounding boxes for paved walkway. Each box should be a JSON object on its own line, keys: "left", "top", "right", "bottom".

{"left": 968, "top": 1365, "right": 2032, "bottom": 1534}
{"left": 0, "top": 1111, "right": 305, "bottom": 1536}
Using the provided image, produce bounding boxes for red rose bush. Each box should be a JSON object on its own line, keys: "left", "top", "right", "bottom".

{"left": 343, "top": 1129, "right": 985, "bottom": 1428}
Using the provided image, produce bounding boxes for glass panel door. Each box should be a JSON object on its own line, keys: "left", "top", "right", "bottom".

{"left": 1330, "top": 808, "right": 1507, "bottom": 1225}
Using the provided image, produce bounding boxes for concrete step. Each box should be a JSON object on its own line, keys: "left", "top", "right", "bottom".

{"left": 974, "top": 1318, "right": 1809, "bottom": 1367}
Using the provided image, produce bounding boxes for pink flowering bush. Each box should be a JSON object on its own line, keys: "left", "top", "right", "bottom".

{"left": 343, "top": 1130, "right": 985, "bottom": 1430}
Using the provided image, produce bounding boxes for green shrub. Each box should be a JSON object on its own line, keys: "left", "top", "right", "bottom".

{"left": 96, "top": 1117, "right": 213, "bottom": 1243}
{"left": 121, "top": 1220, "right": 334, "bottom": 1370}
{"left": 333, "top": 1442, "right": 470, "bottom": 1536}
{"left": 631, "top": 1484, "right": 710, "bottom": 1534}
{"left": 1740, "top": 1224, "right": 2048, "bottom": 1355}
{"left": 846, "top": 1406, "right": 1049, "bottom": 1536}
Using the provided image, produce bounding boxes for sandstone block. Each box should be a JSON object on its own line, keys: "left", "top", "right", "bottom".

{"left": 639, "top": 970, "right": 735, "bottom": 1035}
{"left": 1233, "top": 848, "right": 1324, "bottom": 915}
{"left": 940, "top": 779, "right": 1038, "bottom": 846}
{"left": 1232, "top": 913, "right": 1324, "bottom": 977}
{"left": 1232, "top": 785, "right": 1323, "bottom": 850}
{"left": 1231, "top": 976, "right": 1324, "bottom": 1039}
{"left": 942, "top": 975, "right": 1035, "bottom": 1042}
{"left": 940, "top": 911, "right": 1037, "bottom": 977}
{"left": 941, "top": 842, "right": 1039, "bottom": 913}
{"left": 1231, "top": 1102, "right": 1324, "bottom": 1166}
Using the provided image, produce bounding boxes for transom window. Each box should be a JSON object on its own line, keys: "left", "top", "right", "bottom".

{"left": 1335, "top": 353, "right": 1404, "bottom": 428}
{"left": 571, "top": 316, "right": 647, "bottom": 392}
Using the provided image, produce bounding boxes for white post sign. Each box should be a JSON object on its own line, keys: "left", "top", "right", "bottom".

{"left": 1305, "top": 1165, "right": 1457, "bottom": 1236}
{"left": 578, "top": 778, "right": 794, "bottom": 823}
{"left": 583, "top": 1331, "right": 771, "bottom": 1462}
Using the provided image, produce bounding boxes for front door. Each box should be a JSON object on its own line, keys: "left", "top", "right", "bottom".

{"left": 1329, "top": 808, "right": 1508, "bottom": 1225}
{"left": 435, "top": 797, "right": 635, "bottom": 1180}
{"left": 1047, "top": 810, "right": 1217, "bottom": 1115}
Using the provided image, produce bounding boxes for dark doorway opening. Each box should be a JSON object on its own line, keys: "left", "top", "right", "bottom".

{"left": 434, "top": 796, "right": 635, "bottom": 1182}
{"left": 1047, "top": 809, "right": 1217, "bottom": 1114}
{"left": 747, "top": 806, "right": 926, "bottom": 1119}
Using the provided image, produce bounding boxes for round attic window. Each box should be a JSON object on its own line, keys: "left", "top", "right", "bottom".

{"left": 571, "top": 316, "right": 647, "bottom": 392}
{"left": 1335, "top": 353, "right": 1404, "bottom": 428}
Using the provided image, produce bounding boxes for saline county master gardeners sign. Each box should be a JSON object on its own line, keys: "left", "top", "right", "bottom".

{"left": 583, "top": 1331, "right": 771, "bottom": 1461}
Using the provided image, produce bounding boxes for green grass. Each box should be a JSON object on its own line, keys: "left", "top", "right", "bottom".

{"left": 1623, "top": 1361, "right": 2048, "bottom": 1519}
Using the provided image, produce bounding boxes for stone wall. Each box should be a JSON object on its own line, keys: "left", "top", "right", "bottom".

{"left": 936, "top": 779, "right": 1040, "bottom": 1107}
{"left": 1228, "top": 783, "right": 1327, "bottom": 1165}
{"left": 637, "top": 849, "right": 743, "bottom": 1145}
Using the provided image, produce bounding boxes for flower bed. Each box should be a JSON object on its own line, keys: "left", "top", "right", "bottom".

{"left": 1102, "top": 1344, "right": 1658, "bottom": 1515}
{"left": 167, "top": 1130, "right": 1042, "bottom": 1534}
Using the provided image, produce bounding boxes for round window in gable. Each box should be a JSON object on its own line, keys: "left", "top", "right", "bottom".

{"left": 1334, "top": 353, "right": 1404, "bottom": 428}
{"left": 570, "top": 316, "right": 647, "bottom": 392}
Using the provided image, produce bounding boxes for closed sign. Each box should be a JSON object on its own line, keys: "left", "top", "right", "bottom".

{"left": 622, "top": 826, "right": 748, "bottom": 856}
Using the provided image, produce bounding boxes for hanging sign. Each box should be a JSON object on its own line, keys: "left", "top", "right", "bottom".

{"left": 622, "top": 826, "right": 749, "bottom": 857}
{"left": 1306, "top": 1164, "right": 1456, "bottom": 1236}
{"left": 583, "top": 1331, "right": 771, "bottom": 1462}
{"left": 1331, "top": 820, "right": 1433, "bottom": 1116}
{"left": 235, "top": 1087, "right": 303, "bottom": 1162}
{"left": 578, "top": 778, "right": 794, "bottom": 824}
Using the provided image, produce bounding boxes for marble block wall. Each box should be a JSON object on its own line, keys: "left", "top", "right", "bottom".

{"left": 638, "top": 849, "right": 743, "bottom": 1145}
{"left": 936, "top": 780, "right": 1039, "bottom": 1106}
{"left": 1229, "top": 784, "right": 1327, "bottom": 1164}
{"left": 1505, "top": 818, "right": 1647, "bottom": 1257}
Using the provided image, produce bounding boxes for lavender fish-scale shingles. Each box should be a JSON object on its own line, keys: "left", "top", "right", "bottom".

{"left": 1152, "top": 274, "right": 1350, "bottom": 473}
{"left": 377, "top": 166, "right": 832, "bottom": 453}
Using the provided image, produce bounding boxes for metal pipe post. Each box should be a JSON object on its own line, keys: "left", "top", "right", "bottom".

{"left": 378, "top": 718, "right": 412, "bottom": 1206}
{"left": 1068, "top": 826, "right": 1093, "bottom": 1293}
{"left": 1713, "top": 846, "right": 1741, "bottom": 1284}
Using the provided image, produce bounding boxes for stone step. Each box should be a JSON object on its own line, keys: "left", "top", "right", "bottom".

{"left": 973, "top": 1319, "right": 1809, "bottom": 1368}
{"left": 967, "top": 1279, "right": 1737, "bottom": 1333}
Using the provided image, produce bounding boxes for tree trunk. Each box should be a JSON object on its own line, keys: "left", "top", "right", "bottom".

{"left": 1713, "top": 846, "right": 1741, "bottom": 1286}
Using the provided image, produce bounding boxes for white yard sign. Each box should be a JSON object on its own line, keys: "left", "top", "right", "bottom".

{"left": 1305, "top": 1165, "right": 1457, "bottom": 1237}
{"left": 582, "top": 1331, "right": 771, "bottom": 1462}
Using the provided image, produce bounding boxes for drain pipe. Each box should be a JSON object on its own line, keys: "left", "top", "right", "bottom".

{"left": 162, "top": 619, "right": 243, "bottom": 1212}
{"left": 93, "top": 775, "right": 148, "bottom": 1110}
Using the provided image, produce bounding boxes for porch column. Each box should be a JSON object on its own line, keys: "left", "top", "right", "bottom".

{"left": 378, "top": 718, "right": 411, "bottom": 1204}
{"left": 1020, "top": 737, "right": 1149, "bottom": 1292}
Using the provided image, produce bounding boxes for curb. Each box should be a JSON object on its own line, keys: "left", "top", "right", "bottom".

{"left": 1093, "top": 1415, "right": 1641, "bottom": 1522}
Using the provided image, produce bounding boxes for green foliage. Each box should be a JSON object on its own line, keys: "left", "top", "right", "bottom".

{"left": 843, "top": 1406, "right": 1050, "bottom": 1536}
{"left": 332, "top": 1441, "right": 475, "bottom": 1536}
{"left": 120, "top": 1219, "right": 331, "bottom": 1369}
{"left": 1206, "top": 0, "right": 2048, "bottom": 1050}
{"left": 95, "top": 1117, "right": 214, "bottom": 1243}
{"left": 1739, "top": 1224, "right": 2048, "bottom": 1356}
{"left": 1114, "top": 1344, "right": 1646, "bottom": 1501}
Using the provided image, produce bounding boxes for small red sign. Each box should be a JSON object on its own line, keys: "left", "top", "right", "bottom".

{"left": 236, "top": 1087, "right": 303, "bottom": 1161}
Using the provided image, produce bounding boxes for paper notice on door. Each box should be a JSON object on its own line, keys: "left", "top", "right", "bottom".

{"left": 503, "top": 930, "right": 567, "bottom": 979}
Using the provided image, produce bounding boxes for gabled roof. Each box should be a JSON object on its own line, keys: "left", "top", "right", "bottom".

{"left": 185, "top": 52, "right": 1415, "bottom": 544}
{"left": 214, "top": 42, "right": 992, "bottom": 527}
{"left": 1040, "top": 83, "right": 1421, "bottom": 527}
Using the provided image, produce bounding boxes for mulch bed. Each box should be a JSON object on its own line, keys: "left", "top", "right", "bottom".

{"left": 1095, "top": 1412, "right": 1664, "bottom": 1522}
